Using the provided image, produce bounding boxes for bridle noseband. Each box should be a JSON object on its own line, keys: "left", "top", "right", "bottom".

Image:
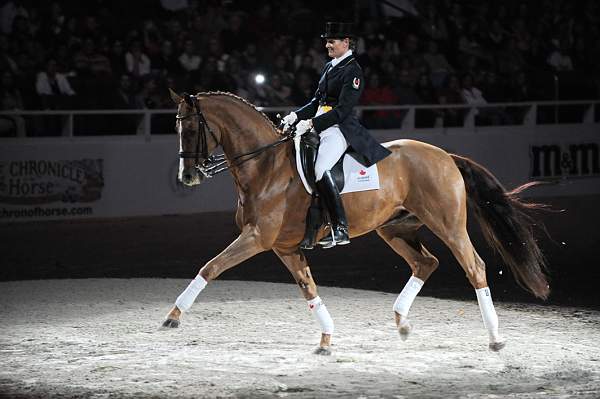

{"left": 176, "top": 93, "right": 294, "bottom": 179}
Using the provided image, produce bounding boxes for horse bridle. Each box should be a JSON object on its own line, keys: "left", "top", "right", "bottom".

{"left": 176, "top": 93, "right": 294, "bottom": 178}
{"left": 176, "top": 93, "right": 224, "bottom": 178}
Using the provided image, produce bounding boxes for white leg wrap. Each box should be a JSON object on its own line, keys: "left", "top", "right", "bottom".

{"left": 307, "top": 296, "right": 334, "bottom": 335}
{"left": 475, "top": 287, "right": 501, "bottom": 342}
{"left": 393, "top": 276, "right": 424, "bottom": 317}
{"left": 175, "top": 276, "right": 207, "bottom": 312}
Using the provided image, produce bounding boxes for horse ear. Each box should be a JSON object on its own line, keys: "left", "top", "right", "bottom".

{"left": 169, "top": 88, "right": 183, "bottom": 104}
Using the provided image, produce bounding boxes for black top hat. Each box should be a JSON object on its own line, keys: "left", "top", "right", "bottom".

{"left": 321, "top": 22, "right": 355, "bottom": 39}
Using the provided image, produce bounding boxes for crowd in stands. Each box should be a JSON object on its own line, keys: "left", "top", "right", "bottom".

{"left": 1, "top": 0, "right": 599, "bottom": 135}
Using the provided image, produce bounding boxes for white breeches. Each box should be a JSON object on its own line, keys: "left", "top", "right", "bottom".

{"left": 314, "top": 126, "right": 348, "bottom": 181}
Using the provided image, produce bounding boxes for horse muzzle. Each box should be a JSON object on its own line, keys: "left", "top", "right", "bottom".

{"left": 180, "top": 167, "right": 203, "bottom": 186}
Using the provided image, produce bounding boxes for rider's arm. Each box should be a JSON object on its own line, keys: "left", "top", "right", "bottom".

{"left": 295, "top": 95, "right": 320, "bottom": 121}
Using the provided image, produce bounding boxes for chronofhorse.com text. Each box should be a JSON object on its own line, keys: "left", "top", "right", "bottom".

{"left": 1, "top": 206, "right": 93, "bottom": 219}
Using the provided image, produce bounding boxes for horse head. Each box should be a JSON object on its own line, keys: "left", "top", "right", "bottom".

{"left": 170, "top": 89, "right": 221, "bottom": 186}
{"left": 171, "top": 89, "right": 288, "bottom": 187}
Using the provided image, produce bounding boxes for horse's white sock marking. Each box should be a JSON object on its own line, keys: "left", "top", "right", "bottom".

{"left": 307, "top": 296, "right": 334, "bottom": 335}
{"left": 475, "top": 287, "right": 501, "bottom": 342}
{"left": 393, "top": 276, "right": 424, "bottom": 317}
{"left": 175, "top": 276, "right": 208, "bottom": 312}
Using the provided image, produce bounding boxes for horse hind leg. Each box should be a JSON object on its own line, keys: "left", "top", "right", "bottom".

{"left": 438, "top": 228, "right": 506, "bottom": 351}
{"left": 376, "top": 226, "right": 439, "bottom": 341}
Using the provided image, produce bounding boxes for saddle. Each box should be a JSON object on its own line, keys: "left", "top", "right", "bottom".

{"left": 298, "top": 131, "right": 369, "bottom": 249}
{"left": 300, "top": 131, "right": 370, "bottom": 193}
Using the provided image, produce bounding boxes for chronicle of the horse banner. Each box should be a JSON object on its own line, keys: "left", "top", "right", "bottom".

{"left": 0, "top": 159, "right": 104, "bottom": 205}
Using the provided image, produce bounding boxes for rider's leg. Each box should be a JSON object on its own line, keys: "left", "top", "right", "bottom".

{"left": 313, "top": 126, "right": 349, "bottom": 248}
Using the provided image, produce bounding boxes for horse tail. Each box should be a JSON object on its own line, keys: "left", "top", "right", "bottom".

{"left": 450, "top": 154, "right": 550, "bottom": 300}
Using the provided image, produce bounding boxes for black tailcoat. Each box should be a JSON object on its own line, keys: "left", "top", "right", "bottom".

{"left": 295, "top": 54, "right": 391, "bottom": 166}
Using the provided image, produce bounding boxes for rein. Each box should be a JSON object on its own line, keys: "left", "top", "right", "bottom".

{"left": 177, "top": 94, "right": 294, "bottom": 178}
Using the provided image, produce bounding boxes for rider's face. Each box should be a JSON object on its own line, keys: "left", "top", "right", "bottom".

{"left": 326, "top": 38, "right": 349, "bottom": 59}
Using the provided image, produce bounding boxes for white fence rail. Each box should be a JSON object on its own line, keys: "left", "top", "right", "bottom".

{"left": 1, "top": 101, "right": 598, "bottom": 138}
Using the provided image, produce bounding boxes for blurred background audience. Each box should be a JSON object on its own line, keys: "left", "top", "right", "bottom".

{"left": 0, "top": 0, "right": 598, "bottom": 134}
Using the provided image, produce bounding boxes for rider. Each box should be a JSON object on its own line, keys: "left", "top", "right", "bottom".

{"left": 282, "top": 22, "right": 391, "bottom": 248}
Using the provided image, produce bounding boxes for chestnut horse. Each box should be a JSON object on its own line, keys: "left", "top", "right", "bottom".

{"left": 162, "top": 90, "right": 549, "bottom": 354}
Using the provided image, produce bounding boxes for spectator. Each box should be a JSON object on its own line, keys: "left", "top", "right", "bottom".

{"left": 0, "top": 33, "right": 19, "bottom": 75}
{"left": 35, "top": 58, "right": 75, "bottom": 109}
{"left": 0, "top": 70, "right": 25, "bottom": 136}
{"left": 223, "top": 55, "right": 249, "bottom": 99}
{"left": 296, "top": 53, "right": 318, "bottom": 82}
{"left": 221, "top": 13, "right": 251, "bottom": 54}
{"left": 109, "top": 40, "right": 127, "bottom": 78}
{"left": 1, "top": 0, "right": 29, "bottom": 35}
{"left": 7, "top": 14, "right": 31, "bottom": 45}
{"left": 135, "top": 76, "right": 167, "bottom": 110}
{"left": 423, "top": 40, "right": 453, "bottom": 88}
{"left": 292, "top": 39, "right": 307, "bottom": 70}
{"left": 356, "top": 38, "right": 384, "bottom": 73}
{"left": 142, "top": 20, "right": 162, "bottom": 60}
{"left": 461, "top": 73, "right": 486, "bottom": 106}
{"left": 414, "top": 73, "right": 441, "bottom": 127}
{"left": 509, "top": 70, "right": 533, "bottom": 102}
{"left": 437, "top": 74, "right": 465, "bottom": 127}
{"left": 481, "top": 71, "right": 507, "bottom": 103}
{"left": 270, "top": 53, "right": 294, "bottom": 87}
{"left": 264, "top": 73, "right": 292, "bottom": 106}
{"left": 361, "top": 72, "right": 401, "bottom": 128}
{"left": 125, "top": 41, "right": 151, "bottom": 78}
{"left": 420, "top": 3, "right": 449, "bottom": 43}
{"left": 241, "top": 42, "right": 260, "bottom": 71}
{"left": 197, "top": 56, "right": 229, "bottom": 92}
{"left": 487, "top": 19, "right": 506, "bottom": 51}
{"left": 289, "top": 71, "right": 314, "bottom": 106}
{"left": 108, "top": 73, "right": 137, "bottom": 133}
{"left": 547, "top": 40, "right": 574, "bottom": 71}
{"left": 153, "top": 40, "right": 179, "bottom": 76}
{"left": 113, "top": 74, "right": 136, "bottom": 109}
{"left": 178, "top": 39, "right": 201, "bottom": 75}
{"left": 461, "top": 73, "right": 504, "bottom": 125}
{"left": 206, "top": 37, "right": 228, "bottom": 72}
{"left": 507, "top": 70, "right": 534, "bottom": 123}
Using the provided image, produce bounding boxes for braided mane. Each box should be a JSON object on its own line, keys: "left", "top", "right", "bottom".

{"left": 197, "top": 91, "right": 283, "bottom": 135}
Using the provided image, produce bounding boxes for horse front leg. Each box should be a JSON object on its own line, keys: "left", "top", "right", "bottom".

{"left": 161, "top": 225, "right": 264, "bottom": 328}
{"left": 273, "top": 247, "right": 334, "bottom": 355}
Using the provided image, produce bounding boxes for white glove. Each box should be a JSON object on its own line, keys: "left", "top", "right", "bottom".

{"left": 295, "top": 119, "right": 313, "bottom": 136}
{"left": 282, "top": 112, "right": 297, "bottom": 128}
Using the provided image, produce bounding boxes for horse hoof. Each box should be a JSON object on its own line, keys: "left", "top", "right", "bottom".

{"left": 489, "top": 341, "right": 506, "bottom": 352}
{"left": 398, "top": 319, "right": 412, "bottom": 341}
{"left": 161, "top": 318, "right": 180, "bottom": 329}
{"left": 313, "top": 346, "right": 332, "bottom": 356}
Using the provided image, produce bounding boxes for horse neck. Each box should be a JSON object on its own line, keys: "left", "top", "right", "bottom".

{"left": 202, "top": 95, "right": 280, "bottom": 159}
{"left": 202, "top": 95, "right": 291, "bottom": 191}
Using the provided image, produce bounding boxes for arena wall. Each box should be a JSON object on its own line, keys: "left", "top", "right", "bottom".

{"left": 1, "top": 124, "right": 598, "bottom": 223}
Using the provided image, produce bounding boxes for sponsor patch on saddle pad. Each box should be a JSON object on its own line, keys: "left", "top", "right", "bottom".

{"left": 339, "top": 155, "right": 380, "bottom": 194}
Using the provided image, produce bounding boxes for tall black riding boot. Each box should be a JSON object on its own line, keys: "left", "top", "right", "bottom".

{"left": 299, "top": 136, "right": 320, "bottom": 250}
{"left": 316, "top": 170, "right": 350, "bottom": 249}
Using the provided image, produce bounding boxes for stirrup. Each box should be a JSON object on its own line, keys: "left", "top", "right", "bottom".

{"left": 318, "top": 225, "right": 350, "bottom": 249}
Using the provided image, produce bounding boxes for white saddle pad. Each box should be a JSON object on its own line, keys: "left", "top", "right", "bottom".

{"left": 294, "top": 136, "right": 380, "bottom": 195}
